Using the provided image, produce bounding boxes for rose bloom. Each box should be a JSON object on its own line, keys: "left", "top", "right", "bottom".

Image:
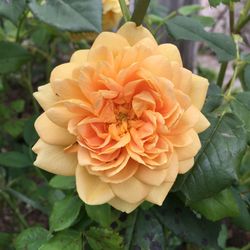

{"left": 102, "top": 0, "right": 128, "bottom": 30}
{"left": 33, "top": 22, "right": 210, "bottom": 213}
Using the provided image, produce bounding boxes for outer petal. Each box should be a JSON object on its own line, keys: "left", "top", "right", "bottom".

{"left": 190, "top": 74, "right": 209, "bottom": 110}
{"left": 91, "top": 32, "right": 129, "bottom": 52}
{"left": 76, "top": 165, "right": 114, "bottom": 205}
{"left": 135, "top": 165, "right": 168, "bottom": 186}
{"left": 175, "top": 130, "right": 201, "bottom": 161}
{"left": 111, "top": 177, "right": 149, "bottom": 203}
{"left": 32, "top": 139, "right": 77, "bottom": 176}
{"left": 194, "top": 113, "right": 210, "bottom": 133}
{"left": 50, "top": 63, "right": 79, "bottom": 82}
{"left": 117, "top": 22, "right": 156, "bottom": 46}
{"left": 70, "top": 49, "right": 89, "bottom": 65}
{"left": 35, "top": 113, "right": 76, "bottom": 146}
{"left": 46, "top": 104, "right": 77, "bottom": 128}
{"left": 33, "top": 84, "right": 58, "bottom": 111}
{"left": 108, "top": 197, "right": 142, "bottom": 213}
{"left": 179, "top": 158, "right": 195, "bottom": 174}
{"left": 146, "top": 181, "right": 174, "bottom": 205}
{"left": 158, "top": 44, "right": 182, "bottom": 66}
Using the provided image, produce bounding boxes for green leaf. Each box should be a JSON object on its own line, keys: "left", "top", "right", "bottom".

{"left": 49, "top": 175, "right": 75, "bottom": 190}
{"left": 202, "top": 83, "right": 223, "bottom": 114}
{"left": 189, "top": 188, "right": 239, "bottom": 221}
{"left": 49, "top": 195, "right": 82, "bottom": 231}
{"left": 15, "top": 227, "right": 50, "bottom": 250}
{"left": 243, "top": 64, "right": 250, "bottom": 91}
{"left": 231, "top": 189, "right": 250, "bottom": 231}
{"left": 10, "top": 99, "right": 25, "bottom": 113}
{"left": 0, "top": 232, "right": 14, "bottom": 250}
{"left": 178, "top": 5, "right": 203, "bottom": 16}
{"left": 85, "top": 204, "right": 112, "bottom": 227}
{"left": 0, "top": 0, "right": 26, "bottom": 24}
{"left": 0, "top": 41, "right": 31, "bottom": 74}
{"left": 230, "top": 92, "right": 250, "bottom": 143}
{"left": 166, "top": 16, "right": 236, "bottom": 62}
{"left": 39, "top": 230, "right": 82, "bottom": 250}
{"left": 86, "top": 227, "right": 123, "bottom": 250}
{"left": 28, "top": 0, "right": 102, "bottom": 32}
{"left": 180, "top": 113, "right": 247, "bottom": 201}
{"left": 4, "top": 119, "right": 25, "bottom": 137}
{"left": 154, "top": 195, "right": 221, "bottom": 248}
{"left": 113, "top": 210, "right": 165, "bottom": 250}
{"left": 23, "top": 115, "right": 39, "bottom": 146}
{"left": 0, "top": 151, "right": 32, "bottom": 168}
{"left": 209, "top": 0, "right": 222, "bottom": 6}
{"left": 192, "top": 15, "right": 215, "bottom": 27}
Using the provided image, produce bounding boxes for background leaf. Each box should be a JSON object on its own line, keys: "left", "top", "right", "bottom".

{"left": 28, "top": 0, "right": 102, "bottom": 32}
{"left": 49, "top": 195, "right": 82, "bottom": 231}
{"left": 15, "top": 227, "right": 50, "bottom": 250}
{"left": 49, "top": 175, "right": 75, "bottom": 190}
{"left": 189, "top": 188, "right": 240, "bottom": 221}
{"left": 166, "top": 16, "right": 236, "bottom": 62}
{"left": 0, "top": 41, "right": 31, "bottom": 74}
{"left": 0, "top": 152, "right": 32, "bottom": 168}
{"left": 0, "top": 0, "right": 26, "bottom": 24}
{"left": 180, "top": 113, "right": 247, "bottom": 201}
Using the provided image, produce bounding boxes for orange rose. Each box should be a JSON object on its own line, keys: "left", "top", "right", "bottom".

{"left": 33, "top": 22, "right": 210, "bottom": 213}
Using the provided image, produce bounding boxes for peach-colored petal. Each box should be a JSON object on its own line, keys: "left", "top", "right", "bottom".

{"left": 167, "top": 130, "right": 193, "bottom": 147}
{"left": 175, "top": 130, "right": 201, "bottom": 161}
{"left": 46, "top": 105, "right": 77, "bottom": 127}
{"left": 117, "top": 22, "right": 156, "bottom": 46}
{"left": 76, "top": 165, "right": 114, "bottom": 205}
{"left": 179, "top": 158, "right": 195, "bottom": 174}
{"left": 111, "top": 177, "right": 149, "bottom": 203}
{"left": 135, "top": 165, "right": 168, "bottom": 186}
{"left": 158, "top": 44, "right": 183, "bottom": 66}
{"left": 35, "top": 113, "right": 75, "bottom": 146}
{"left": 50, "top": 63, "right": 79, "bottom": 82}
{"left": 194, "top": 113, "right": 210, "bottom": 133}
{"left": 108, "top": 197, "right": 142, "bottom": 213}
{"left": 33, "top": 84, "right": 58, "bottom": 111}
{"left": 146, "top": 181, "right": 174, "bottom": 205}
{"left": 91, "top": 32, "right": 129, "bottom": 52}
{"left": 70, "top": 49, "right": 89, "bottom": 65}
{"left": 32, "top": 139, "right": 77, "bottom": 176}
{"left": 164, "top": 153, "right": 179, "bottom": 182}
{"left": 190, "top": 74, "right": 209, "bottom": 110}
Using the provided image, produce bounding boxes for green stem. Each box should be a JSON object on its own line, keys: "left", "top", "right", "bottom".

{"left": 229, "top": 1, "right": 235, "bottom": 33}
{"left": 25, "top": 63, "right": 39, "bottom": 114}
{"left": 119, "top": 0, "right": 131, "bottom": 22}
{"left": 153, "top": 11, "right": 177, "bottom": 37}
{"left": 216, "top": 62, "right": 228, "bottom": 87}
{"left": 131, "top": 0, "right": 151, "bottom": 26}
{"left": 0, "top": 190, "right": 28, "bottom": 229}
{"left": 15, "top": 11, "right": 28, "bottom": 43}
{"left": 235, "top": 0, "right": 250, "bottom": 33}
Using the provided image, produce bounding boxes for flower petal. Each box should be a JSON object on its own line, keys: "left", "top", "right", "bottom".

{"left": 109, "top": 197, "right": 142, "bottom": 213}
{"left": 179, "top": 158, "right": 195, "bottom": 174}
{"left": 70, "top": 49, "right": 89, "bottom": 65}
{"left": 146, "top": 181, "right": 174, "bottom": 205}
{"left": 91, "top": 31, "right": 129, "bottom": 52}
{"left": 111, "top": 177, "right": 149, "bottom": 203}
{"left": 135, "top": 165, "right": 168, "bottom": 186}
{"left": 194, "top": 113, "right": 210, "bottom": 133}
{"left": 175, "top": 130, "right": 201, "bottom": 161}
{"left": 32, "top": 139, "right": 77, "bottom": 176}
{"left": 158, "top": 44, "right": 182, "bottom": 66}
{"left": 50, "top": 63, "right": 79, "bottom": 82}
{"left": 33, "top": 84, "right": 58, "bottom": 111}
{"left": 76, "top": 165, "right": 114, "bottom": 205}
{"left": 35, "top": 113, "right": 76, "bottom": 146}
{"left": 190, "top": 74, "right": 209, "bottom": 110}
{"left": 117, "top": 22, "right": 156, "bottom": 46}
{"left": 46, "top": 104, "right": 77, "bottom": 127}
